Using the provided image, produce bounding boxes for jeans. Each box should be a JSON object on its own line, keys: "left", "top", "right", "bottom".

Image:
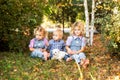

{"left": 64, "top": 52, "right": 86, "bottom": 63}
{"left": 31, "top": 49, "right": 44, "bottom": 59}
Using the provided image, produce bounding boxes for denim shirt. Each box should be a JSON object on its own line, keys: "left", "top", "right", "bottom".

{"left": 29, "top": 38, "right": 47, "bottom": 49}
{"left": 48, "top": 39, "right": 66, "bottom": 52}
{"left": 70, "top": 37, "right": 82, "bottom": 51}
{"left": 66, "top": 36, "right": 86, "bottom": 51}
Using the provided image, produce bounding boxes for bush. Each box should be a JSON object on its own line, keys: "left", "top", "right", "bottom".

{"left": 105, "top": 12, "right": 120, "bottom": 54}
{"left": 95, "top": 0, "right": 120, "bottom": 54}
{"left": 0, "top": 0, "right": 45, "bottom": 52}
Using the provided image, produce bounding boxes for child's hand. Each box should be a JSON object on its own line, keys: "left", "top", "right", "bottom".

{"left": 74, "top": 51, "right": 79, "bottom": 54}
{"left": 43, "top": 51, "right": 50, "bottom": 61}
{"left": 67, "top": 49, "right": 74, "bottom": 54}
{"left": 72, "top": 51, "right": 79, "bottom": 54}
{"left": 40, "top": 48, "right": 45, "bottom": 52}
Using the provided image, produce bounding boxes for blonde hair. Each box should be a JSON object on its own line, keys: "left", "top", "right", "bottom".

{"left": 53, "top": 29, "right": 63, "bottom": 39}
{"left": 34, "top": 26, "right": 47, "bottom": 37}
{"left": 70, "top": 21, "right": 85, "bottom": 36}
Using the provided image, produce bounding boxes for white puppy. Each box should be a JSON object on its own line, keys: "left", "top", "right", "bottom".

{"left": 52, "top": 49, "right": 68, "bottom": 62}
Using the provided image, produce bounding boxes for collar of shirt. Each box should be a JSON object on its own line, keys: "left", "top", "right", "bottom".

{"left": 53, "top": 39, "right": 61, "bottom": 42}
{"left": 34, "top": 38, "right": 43, "bottom": 41}
{"left": 73, "top": 36, "right": 82, "bottom": 40}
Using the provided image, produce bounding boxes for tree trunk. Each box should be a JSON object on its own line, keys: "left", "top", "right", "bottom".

{"left": 90, "top": 0, "right": 95, "bottom": 46}
{"left": 62, "top": 8, "right": 65, "bottom": 34}
{"left": 84, "top": 0, "right": 90, "bottom": 45}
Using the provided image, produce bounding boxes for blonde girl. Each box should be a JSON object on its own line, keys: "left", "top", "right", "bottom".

{"left": 65, "top": 21, "right": 89, "bottom": 68}
{"left": 29, "top": 26, "right": 49, "bottom": 60}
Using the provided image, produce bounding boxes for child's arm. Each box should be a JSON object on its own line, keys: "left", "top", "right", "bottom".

{"left": 66, "top": 46, "right": 74, "bottom": 54}
{"left": 46, "top": 39, "right": 53, "bottom": 53}
{"left": 66, "top": 46, "right": 85, "bottom": 54}
{"left": 75, "top": 37, "right": 86, "bottom": 54}
{"left": 29, "top": 39, "right": 35, "bottom": 51}
{"left": 29, "top": 47, "right": 35, "bottom": 51}
{"left": 75, "top": 46, "right": 86, "bottom": 54}
{"left": 29, "top": 38, "right": 48, "bottom": 52}
{"left": 29, "top": 47, "right": 45, "bottom": 52}
{"left": 44, "top": 38, "right": 49, "bottom": 52}
{"left": 66, "top": 36, "right": 75, "bottom": 54}
{"left": 61, "top": 40, "right": 66, "bottom": 51}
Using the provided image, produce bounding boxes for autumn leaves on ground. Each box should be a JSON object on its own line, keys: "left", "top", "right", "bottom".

{"left": 0, "top": 34, "right": 120, "bottom": 80}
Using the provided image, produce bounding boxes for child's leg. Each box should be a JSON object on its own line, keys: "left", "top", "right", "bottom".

{"left": 78, "top": 52, "right": 89, "bottom": 68}
{"left": 49, "top": 51, "right": 53, "bottom": 59}
{"left": 65, "top": 54, "right": 80, "bottom": 62}
{"left": 64, "top": 54, "right": 73, "bottom": 62}
{"left": 66, "top": 57, "right": 72, "bottom": 62}
{"left": 81, "top": 59, "right": 89, "bottom": 69}
{"left": 78, "top": 52, "right": 86, "bottom": 65}
{"left": 71, "top": 54, "right": 80, "bottom": 63}
{"left": 43, "top": 52, "right": 50, "bottom": 60}
{"left": 31, "top": 51, "right": 37, "bottom": 58}
{"left": 31, "top": 49, "right": 43, "bottom": 58}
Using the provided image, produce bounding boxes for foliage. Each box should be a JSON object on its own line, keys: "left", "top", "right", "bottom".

{"left": 0, "top": 0, "right": 46, "bottom": 52}
{"left": 95, "top": 0, "right": 114, "bottom": 32}
{"left": 95, "top": 0, "right": 120, "bottom": 54}
{"left": 46, "top": 0, "right": 86, "bottom": 23}
{"left": 104, "top": 12, "right": 120, "bottom": 54}
{"left": 0, "top": 0, "right": 93, "bottom": 52}
{"left": 0, "top": 35, "right": 120, "bottom": 80}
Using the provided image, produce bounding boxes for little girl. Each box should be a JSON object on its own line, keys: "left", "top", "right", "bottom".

{"left": 29, "top": 26, "right": 49, "bottom": 61}
{"left": 65, "top": 21, "right": 89, "bottom": 68}
{"left": 48, "top": 29, "right": 66, "bottom": 58}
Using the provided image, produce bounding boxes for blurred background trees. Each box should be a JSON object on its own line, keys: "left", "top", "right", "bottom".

{"left": 0, "top": 0, "right": 119, "bottom": 55}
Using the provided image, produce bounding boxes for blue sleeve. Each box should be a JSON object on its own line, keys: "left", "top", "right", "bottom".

{"left": 81, "top": 37, "right": 86, "bottom": 48}
{"left": 47, "top": 39, "right": 53, "bottom": 51}
{"left": 61, "top": 40, "right": 66, "bottom": 52}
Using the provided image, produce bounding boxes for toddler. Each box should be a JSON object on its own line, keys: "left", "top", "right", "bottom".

{"left": 29, "top": 26, "right": 49, "bottom": 60}
{"left": 48, "top": 29, "right": 66, "bottom": 58}
{"left": 65, "top": 21, "right": 89, "bottom": 68}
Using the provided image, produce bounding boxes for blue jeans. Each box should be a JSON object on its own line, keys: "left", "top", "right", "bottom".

{"left": 31, "top": 49, "right": 44, "bottom": 59}
{"left": 64, "top": 52, "right": 86, "bottom": 63}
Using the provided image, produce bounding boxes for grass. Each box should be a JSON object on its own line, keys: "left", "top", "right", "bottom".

{"left": 0, "top": 34, "right": 120, "bottom": 80}
{"left": 0, "top": 52, "right": 80, "bottom": 80}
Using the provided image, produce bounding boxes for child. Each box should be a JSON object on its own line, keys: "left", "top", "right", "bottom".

{"left": 48, "top": 29, "right": 66, "bottom": 58}
{"left": 29, "top": 26, "right": 49, "bottom": 61}
{"left": 64, "top": 21, "right": 89, "bottom": 68}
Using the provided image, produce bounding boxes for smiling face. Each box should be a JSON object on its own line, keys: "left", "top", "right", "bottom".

{"left": 71, "top": 21, "right": 84, "bottom": 36}
{"left": 74, "top": 27, "right": 81, "bottom": 36}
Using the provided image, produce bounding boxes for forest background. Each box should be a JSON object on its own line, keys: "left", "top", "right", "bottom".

{"left": 0, "top": 0, "right": 120, "bottom": 80}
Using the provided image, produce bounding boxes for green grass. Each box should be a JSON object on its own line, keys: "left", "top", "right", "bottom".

{"left": 0, "top": 52, "right": 84, "bottom": 80}
{"left": 0, "top": 51, "right": 120, "bottom": 80}
{"left": 0, "top": 35, "right": 120, "bottom": 80}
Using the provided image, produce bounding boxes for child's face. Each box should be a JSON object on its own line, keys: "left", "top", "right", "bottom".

{"left": 53, "top": 32, "right": 60, "bottom": 41}
{"left": 74, "top": 27, "right": 81, "bottom": 36}
{"left": 35, "top": 31, "right": 44, "bottom": 40}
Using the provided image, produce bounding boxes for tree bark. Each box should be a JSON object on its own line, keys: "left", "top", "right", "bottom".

{"left": 90, "top": 0, "right": 95, "bottom": 46}
{"left": 84, "top": 0, "right": 90, "bottom": 45}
